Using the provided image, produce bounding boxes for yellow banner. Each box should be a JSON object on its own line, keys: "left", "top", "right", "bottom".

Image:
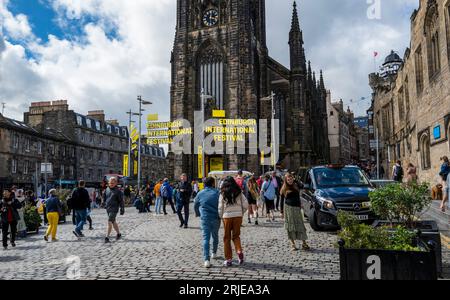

{"left": 134, "top": 160, "right": 138, "bottom": 176}
{"left": 147, "top": 114, "right": 159, "bottom": 121}
{"left": 123, "top": 155, "right": 129, "bottom": 177}
{"left": 198, "top": 146, "right": 203, "bottom": 179}
{"left": 212, "top": 110, "right": 226, "bottom": 118}
{"left": 260, "top": 151, "right": 265, "bottom": 165}
{"left": 210, "top": 157, "right": 223, "bottom": 172}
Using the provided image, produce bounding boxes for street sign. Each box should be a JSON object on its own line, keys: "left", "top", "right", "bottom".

{"left": 147, "top": 114, "right": 159, "bottom": 121}
{"left": 212, "top": 110, "right": 226, "bottom": 118}
{"left": 40, "top": 163, "right": 52, "bottom": 174}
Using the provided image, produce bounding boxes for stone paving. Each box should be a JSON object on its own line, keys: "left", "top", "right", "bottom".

{"left": 0, "top": 206, "right": 448, "bottom": 280}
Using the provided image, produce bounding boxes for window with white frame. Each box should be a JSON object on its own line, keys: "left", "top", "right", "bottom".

{"left": 12, "top": 159, "right": 17, "bottom": 174}
{"left": 24, "top": 161, "right": 29, "bottom": 174}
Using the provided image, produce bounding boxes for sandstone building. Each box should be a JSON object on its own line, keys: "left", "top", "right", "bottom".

{"left": 369, "top": 0, "right": 450, "bottom": 183}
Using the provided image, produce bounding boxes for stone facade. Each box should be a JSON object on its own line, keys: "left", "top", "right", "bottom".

{"left": 0, "top": 113, "right": 75, "bottom": 191}
{"left": 326, "top": 96, "right": 359, "bottom": 164}
{"left": 170, "top": 0, "right": 329, "bottom": 179}
{"left": 0, "top": 101, "right": 167, "bottom": 190}
{"left": 370, "top": 0, "right": 450, "bottom": 184}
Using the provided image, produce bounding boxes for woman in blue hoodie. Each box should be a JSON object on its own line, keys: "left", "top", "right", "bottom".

{"left": 194, "top": 177, "right": 220, "bottom": 268}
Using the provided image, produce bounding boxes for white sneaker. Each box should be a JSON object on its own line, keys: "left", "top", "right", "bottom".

{"left": 204, "top": 261, "right": 211, "bottom": 268}
{"left": 211, "top": 253, "right": 218, "bottom": 260}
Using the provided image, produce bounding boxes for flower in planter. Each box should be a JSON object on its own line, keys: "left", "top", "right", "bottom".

{"left": 24, "top": 204, "right": 42, "bottom": 232}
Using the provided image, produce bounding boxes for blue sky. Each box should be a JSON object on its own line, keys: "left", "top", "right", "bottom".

{"left": 7, "top": 0, "right": 62, "bottom": 43}
{"left": 0, "top": 0, "right": 419, "bottom": 124}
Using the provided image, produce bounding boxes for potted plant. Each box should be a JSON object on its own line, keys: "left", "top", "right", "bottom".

{"left": 369, "top": 182, "right": 442, "bottom": 276}
{"left": 338, "top": 211, "right": 437, "bottom": 280}
{"left": 24, "top": 204, "right": 42, "bottom": 234}
{"left": 55, "top": 189, "right": 72, "bottom": 223}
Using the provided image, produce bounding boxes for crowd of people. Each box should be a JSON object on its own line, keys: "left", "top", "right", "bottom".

{"left": 1, "top": 170, "right": 311, "bottom": 269}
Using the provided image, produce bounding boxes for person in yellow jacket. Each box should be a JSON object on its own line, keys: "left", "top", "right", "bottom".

{"left": 154, "top": 179, "right": 163, "bottom": 215}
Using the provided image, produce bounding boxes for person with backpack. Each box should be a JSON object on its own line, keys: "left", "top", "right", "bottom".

{"left": 234, "top": 170, "right": 245, "bottom": 190}
{"left": 261, "top": 174, "right": 276, "bottom": 222}
{"left": 1, "top": 188, "right": 22, "bottom": 250}
{"left": 177, "top": 174, "right": 193, "bottom": 228}
{"left": 271, "top": 172, "right": 283, "bottom": 212}
{"left": 219, "top": 176, "right": 248, "bottom": 267}
{"left": 161, "top": 179, "right": 175, "bottom": 215}
{"left": 194, "top": 177, "right": 220, "bottom": 268}
{"left": 71, "top": 180, "right": 91, "bottom": 238}
{"left": 392, "top": 161, "right": 404, "bottom": 183}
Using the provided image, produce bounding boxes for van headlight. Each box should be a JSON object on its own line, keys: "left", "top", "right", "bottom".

{"left": 317, "top": 196, "right": 334, "bottom": 210}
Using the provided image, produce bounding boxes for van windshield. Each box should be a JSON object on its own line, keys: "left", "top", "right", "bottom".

{"left": 313, "top": 167, "right": 370, "bottom": 188}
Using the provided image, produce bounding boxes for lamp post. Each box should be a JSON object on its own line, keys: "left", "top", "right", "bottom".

{"left": 200, "top": 89, "right": 213, "bottom": 179}
{"left": 137, "top": 96, "right": 152, "bottom": 193}
{"left": 126, "top": 110, "right": 139, "bottom": 178}
{"left": 261, "top": 92, "right": 277, "bottom": 172}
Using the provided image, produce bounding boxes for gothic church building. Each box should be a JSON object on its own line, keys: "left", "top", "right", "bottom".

{"left": 170, "top": 0, "right": 330, "bottom": 178}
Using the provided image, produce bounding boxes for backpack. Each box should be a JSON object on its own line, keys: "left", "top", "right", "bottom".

{"left": 235, "top": 177, "right": 244, "bottom": 190}
{"left": 161, "top": 185, "right": 169, "bottom": 198}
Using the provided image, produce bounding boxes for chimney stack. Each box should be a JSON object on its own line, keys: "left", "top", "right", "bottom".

{"left": 88, "top": 110, "right": 106, "bottom": 122}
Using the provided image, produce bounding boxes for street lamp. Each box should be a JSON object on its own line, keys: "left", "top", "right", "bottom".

{"left": 126, "top": 110, "right": 139, "bottom": 179}
{"left": 200, "top": 89, "right": 213, "bottom": 179}
{"left": 137, "top": 96, "right": 152, "bottom": 193}
{"left": 261, "top": 92, "right": 277, "bottom": 172}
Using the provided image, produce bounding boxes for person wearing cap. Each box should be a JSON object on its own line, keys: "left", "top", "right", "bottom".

{"left": 44, "top": 189, "right": 62, "bottom": 242}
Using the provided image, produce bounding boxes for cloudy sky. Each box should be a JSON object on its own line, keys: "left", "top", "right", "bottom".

{"left": 0, "top": 0, "right": 419, "bottom": 125}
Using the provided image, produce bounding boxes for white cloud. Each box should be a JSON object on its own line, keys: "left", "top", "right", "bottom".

{"left": 0, "top": 0, "right": 418, "bottom": 123}
{"left": 0, "top": 0, "right": 175, "bottom": 124}
{"left": 0, "top": 0, "right": 33, "bottom": 40}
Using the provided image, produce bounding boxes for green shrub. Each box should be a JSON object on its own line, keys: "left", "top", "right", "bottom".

{"left": 24, "top": 204, "right": 42, "bottom": 232}
{"left": 369, "top": 182, "right": 431, "bottom": 228}
{"left": 337, "top": 211, "right": 421, "bottom": 252}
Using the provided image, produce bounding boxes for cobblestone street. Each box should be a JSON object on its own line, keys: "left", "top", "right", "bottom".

{"left": 0, "top": 206, "right": 448, "bottom": 280}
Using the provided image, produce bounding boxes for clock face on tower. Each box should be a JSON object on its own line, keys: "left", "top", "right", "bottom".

{"left": 203, "top": 9, "right": 219, "bottom": 27}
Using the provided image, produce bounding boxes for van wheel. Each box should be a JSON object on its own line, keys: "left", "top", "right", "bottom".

{"left": 308, "top": 209, "right": 322, "bottom": 231}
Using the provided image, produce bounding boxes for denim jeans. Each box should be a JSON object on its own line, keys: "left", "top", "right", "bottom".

{"left": 155, "top": 197, "right": 162, "bottom": 214}
{"left": 201, "top": 218, "right": 220, "bottom": 261}
{"left": 74, "top": 209, "right": 87, "bottom": 233}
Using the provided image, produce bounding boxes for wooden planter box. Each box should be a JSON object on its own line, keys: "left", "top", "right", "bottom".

{"left": 339, "top": 240, "right": 437, "bottom": 280}
{"left": 372, "top": 220, "right": 442, "bottom": 277}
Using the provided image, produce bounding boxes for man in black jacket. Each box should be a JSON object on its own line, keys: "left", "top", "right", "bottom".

{"left": 104, "top": 177, "right": 125, "bottom": 243}
{"left": 177, "top": 173, "right": 192, "bottom": 229}
{"left": 71, "top": 180, "right": 90, "bottom": 238}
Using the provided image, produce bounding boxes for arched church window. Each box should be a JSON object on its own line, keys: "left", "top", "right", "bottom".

{"left": 424, "top": 0, "right": 441, "bottom": 79}
{"left": 198, "top": 45, "right": 225, "bottom": 110}
{"left": 420, "top": 133, "right": 431, "bottom": 170}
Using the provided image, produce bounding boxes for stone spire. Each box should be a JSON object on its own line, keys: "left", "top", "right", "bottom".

{"left": 319, "top": 70, "right": 325, "bottom": 90}
{"left": 289, "top": 1, "right": 305, "bottom": 73}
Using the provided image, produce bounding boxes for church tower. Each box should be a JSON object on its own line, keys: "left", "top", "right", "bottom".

{"left": 170, "top": 0, "right": 268, "bottom": 178}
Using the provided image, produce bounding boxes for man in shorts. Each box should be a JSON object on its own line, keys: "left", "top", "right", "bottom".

{"left": 104, "top": 177, "right": 125, "bottom": 243}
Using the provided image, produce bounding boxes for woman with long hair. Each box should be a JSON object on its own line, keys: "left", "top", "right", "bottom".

{"left": 246, "top": 176, "right": 260, "bottom": 225}
{"left": 219, "top": 177, "right": 248, "bottom": 267}
{"left": 1, "top": 188, "right": 22, "bottom": 250}
{"left": 406, "top": 163, "right": 418, "bottom": 184}
{"left": 280, "top": 173, "right": 310, "bottom": 251}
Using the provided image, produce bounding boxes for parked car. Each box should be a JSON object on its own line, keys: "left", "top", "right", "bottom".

{"left": 301, "top": 164, "right": 377, "bottom": 231}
